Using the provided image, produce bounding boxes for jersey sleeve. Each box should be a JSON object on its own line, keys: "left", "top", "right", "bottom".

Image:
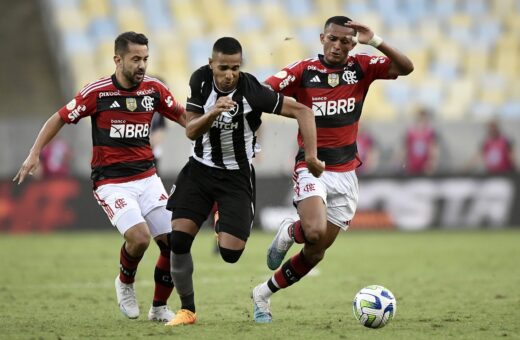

{"left": 155, "top": 83, "right": 185, "bottom": 122}
{"left": 243, "top": 73, "right": 284, "bottom": 114}
{"left": 57, "top": 91, "right": 97, "bottom": 124}
{"left": 356, "top": 54, "right": 397, "bottom": 82}
{"left": 185, "top": 68, "right": 206, "bottom": 114}
{"left": 264, "top": 60, "right": 304, "bottom": 97}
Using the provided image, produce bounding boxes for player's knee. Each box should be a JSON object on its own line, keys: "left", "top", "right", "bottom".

{"left": 170, "top": 230, "right": 194, "bottom": 254}
{"left": 303, "top": 227, "right": 324, "bottom": 245}
{"left": 127, "top": 230, "right": 151, "bottom": 252}
{"left": 218, "top": 246, "right": 244, "bottom": 263}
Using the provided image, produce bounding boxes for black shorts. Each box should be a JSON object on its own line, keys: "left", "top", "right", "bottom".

{"left": 166, "top": 157, "right": 255, "bottom": 241}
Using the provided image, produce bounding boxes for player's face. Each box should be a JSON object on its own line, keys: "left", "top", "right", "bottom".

{"left": 117, "top": 43, "right": 149, "bottom": 86}
{"left": 210, "top": 52, "right": 241, "bottom": 92}
{"left": 320, "top": 23, "right": 357, "bottom": 66}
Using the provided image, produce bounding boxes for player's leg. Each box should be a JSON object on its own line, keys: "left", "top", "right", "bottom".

{"left": 254, "top": 170, "right": 358, "bottom": 323}
{"left": 140, "top": 174, "right": 176, "bottom": 322}
{"left": 214, "top": 164, "right": 255, "bottom": 263}
{"left": 94, "top": 184, "right": 148, "bottom": 319}
{"left": 267, "top": 168, "right": 327, "bottom": 270}
{"left": 164, "top": 159, "right": 214, "bottom": 326}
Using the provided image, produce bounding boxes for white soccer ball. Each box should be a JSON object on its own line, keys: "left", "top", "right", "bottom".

{"left": 352, "top": 285, "right": 396, "bottom": 328}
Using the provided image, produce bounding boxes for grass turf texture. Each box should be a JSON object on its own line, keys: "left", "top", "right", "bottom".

{"left": 0, "top": 229, "right": 519, "bottom": 339}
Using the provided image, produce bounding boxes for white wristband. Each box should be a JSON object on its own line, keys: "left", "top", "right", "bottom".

{"left": 367, "top": 34, "right": 383, "bottom": 48}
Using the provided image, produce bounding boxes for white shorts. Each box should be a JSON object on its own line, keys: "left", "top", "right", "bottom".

{"left": 293, "top": 168, "right": 359, "bottom": 230}
{"left": 93, "top": 174, "right": 171, "bottom": 237}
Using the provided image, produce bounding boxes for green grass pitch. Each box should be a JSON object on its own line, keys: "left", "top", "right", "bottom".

{"left": 1, "top": 229, "right": 519, "bottom": 339}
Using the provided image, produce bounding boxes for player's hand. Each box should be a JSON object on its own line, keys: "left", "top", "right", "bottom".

{"left": 345, "top": 21, "right": 374, "bottom": 45}
{"left": 305, "top": 156, "right": 325, "bottom": 178}
{"left": 13, "top": 153, "right": 40, "bottom": 185}
{"left": 210, "top": 96, "right": 236, "bottom": 117}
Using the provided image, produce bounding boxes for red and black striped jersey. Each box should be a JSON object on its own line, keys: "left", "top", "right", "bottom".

{"left": 58, "top": 74, "right": 185, "bottom": 187}
{"left": 265, "top": 54, "right": 395, "bottom": 172}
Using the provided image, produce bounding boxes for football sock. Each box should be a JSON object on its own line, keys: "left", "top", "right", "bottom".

{"left": 170, "top": 230, "right": 196, "bottom": 313}
{"left": 288, "top": 220, "right": 306, "bottom": 244}
{"left": 153, "top": 247, "right": 174, "bottom": 307}
{"left": 269, "top": 250, "right": 315, "bottom": 290}
{"left": 119, "top": 243, "right": 142, "bottom": 284}
{"left": 171, "top": 253, "right": 195, "bottom": 312}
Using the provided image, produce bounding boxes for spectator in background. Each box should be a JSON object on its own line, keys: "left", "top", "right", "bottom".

{"left": 465, "top": 119, "right": 516, "bottom": 174}
{"left": 399, "top": 107, "right": 439, "bottom": 175}
{"left": 356, "top": 124, "right": 380, "bottom": 175}
{"left": 37, "top": 137, "right": 72, "bottom": 179}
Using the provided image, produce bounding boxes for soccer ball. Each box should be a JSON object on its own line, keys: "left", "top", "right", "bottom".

{"left": 352, "top": 285, "right": 396, "bottom": 328}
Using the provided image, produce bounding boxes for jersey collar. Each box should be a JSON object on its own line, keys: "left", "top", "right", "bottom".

{"left": 111, "top": 74, "right": 141, "bottom": 92}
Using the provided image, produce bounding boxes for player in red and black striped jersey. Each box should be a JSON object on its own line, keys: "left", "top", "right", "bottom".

{"left": 14, "top": 32, "right": 186, "bottom": 322}
{"left": 252, "top": 16, "right": 414, "bottom": 323}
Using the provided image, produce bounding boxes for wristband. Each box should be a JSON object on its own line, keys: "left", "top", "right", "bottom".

{"left": 367, "top": 34, "right": 383, "bottom": 48}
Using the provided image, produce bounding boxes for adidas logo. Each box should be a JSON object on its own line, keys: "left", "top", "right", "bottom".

{"left": 310, "top": 75, "right": 321, "bottom": 83}
{"left": 110, "top": 101, "right": 120, "bottom": 108}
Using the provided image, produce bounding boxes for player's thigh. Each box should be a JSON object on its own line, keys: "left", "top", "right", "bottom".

{"left": 167, "top": 160, "right": 214, "bottom": 229}
{"left": 93, "top": 183, "right": 144, "bottom": 236}
{"left": 294, "top": 168, "right": 328, "bottom": 229}
{"left": 216, "top": 169, "right": 255, "bottom": 242}
{"left": 324, "top": 171, "right": 359, "bottom": 230}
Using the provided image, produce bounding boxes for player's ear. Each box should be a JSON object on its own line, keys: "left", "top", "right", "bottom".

{"left": 208, "top": 57, "right": 213, "bottom": 69}
{"left": 319, "top": 33, "right": 325, "bottom": 45}
{"left": 114, "top": 54, "right": 122, "bottom": 67}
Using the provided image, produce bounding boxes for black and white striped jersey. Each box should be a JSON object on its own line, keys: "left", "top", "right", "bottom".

{"left": 186, "top": 65, "right": 284, "bottom": 170}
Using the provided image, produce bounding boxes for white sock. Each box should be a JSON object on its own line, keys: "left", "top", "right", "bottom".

{"left": 259, "top": 282, "right": 274, "bottom": 299}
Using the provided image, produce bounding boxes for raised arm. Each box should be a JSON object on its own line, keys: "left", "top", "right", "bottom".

{"left": 13, "top": 112, "right": 65, "bottom": 184}
{"left": 346, "top": 21, "right": 414, "bottom": 77}
{"left": 279, "top": 98, "right": 325, "bottom": 177}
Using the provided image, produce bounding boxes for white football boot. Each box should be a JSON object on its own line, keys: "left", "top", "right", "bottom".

{"left": 115, "top": 276, "right": 139, "bottom": 319}
{"left": 148, "top": 305, "right": 175, "bottom": 322}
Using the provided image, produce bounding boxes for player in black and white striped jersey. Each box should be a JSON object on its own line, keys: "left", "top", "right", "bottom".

{"left": 165, "top": 37, "right": 324, "bottom": 326}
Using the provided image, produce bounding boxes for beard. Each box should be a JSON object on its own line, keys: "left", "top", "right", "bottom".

{"left": 122, "top": 67, "right": 145, "bottom": 86}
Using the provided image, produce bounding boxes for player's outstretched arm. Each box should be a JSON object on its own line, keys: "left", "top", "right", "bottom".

{"left": 13, "top": 112, "right": 65, "bottom": 184}
{"left": 279, "top": 98, "right": 325, "bottom": 178}
{"left": 185, "top": 96, "right": 236, "bottom": 140}
{"left": 345, "top": 21, "right": 414, "bottom": 77}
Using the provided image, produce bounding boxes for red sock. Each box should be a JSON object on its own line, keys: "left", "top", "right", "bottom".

{"left": 119, "top": 243, "right": 142, "bottom": 284}
{"left": 272, "top": 250, "right": 315, "bottom": 289}
{"left": 153, "top": 249, "right": 174, "bottom": 306}
{"left": 289, "top": 220, "right": 306, "bottom": 244}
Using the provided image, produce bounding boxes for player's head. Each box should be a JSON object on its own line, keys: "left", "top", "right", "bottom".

{"left": 114, "top": 32, "right": 149, "bottom": 87}
{"left": 209, "top": 37, "right": 242, "bottom": 92}
{"left": 320, "top": 16, "right": 357, "bottom": 66}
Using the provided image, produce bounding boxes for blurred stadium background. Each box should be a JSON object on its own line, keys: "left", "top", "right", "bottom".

{"left": 1, "top": 0, "right": 519, "bottom": 233}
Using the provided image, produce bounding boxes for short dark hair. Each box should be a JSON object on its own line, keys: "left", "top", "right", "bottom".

{"left": 212, "top": 37, "right": 242, "bottom": 56}
{"left": 324, "top": 16, "right": 353, "bottom": 30}
{"left": 114, "top": 31, "right": 148, "bottom": 55}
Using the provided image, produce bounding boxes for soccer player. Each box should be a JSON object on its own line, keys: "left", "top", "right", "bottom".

{"left": 164, "top": 37, "right": 324, "bottom": 326}
{"left": 401, "top": 107, "right": 439, "bottom": 175}
{"left": 251, "top": 16, "right": 414, "bottom": 323}
{"left": 13, "top": 32, "right": 186, "bottom": 322}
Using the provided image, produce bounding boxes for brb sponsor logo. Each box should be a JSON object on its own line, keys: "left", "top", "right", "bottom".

{"left": 109, "top": 119, "right": 150, "bottom": 138}
{"left": 312, "top": 97, "right": 356, "bottom": 116}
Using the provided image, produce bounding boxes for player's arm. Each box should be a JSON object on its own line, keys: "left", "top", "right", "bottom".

{"left": 185, "top": 96, "right": 236, "bottom": 140}
{"left": 13, "top": 112, "right": 65, "bottom": 184}
{"left": 345, "top": 21, "right": 414, "bottom": 78}
{"left": 279, "top": 98, "right": 325, "bottom": 178}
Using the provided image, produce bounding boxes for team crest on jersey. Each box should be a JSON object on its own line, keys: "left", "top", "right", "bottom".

{"left": 126, "top": 98, "right": 137, "bottom": 111}
{"left": 328, "top": 73, "right": 340, "bottom": 87}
